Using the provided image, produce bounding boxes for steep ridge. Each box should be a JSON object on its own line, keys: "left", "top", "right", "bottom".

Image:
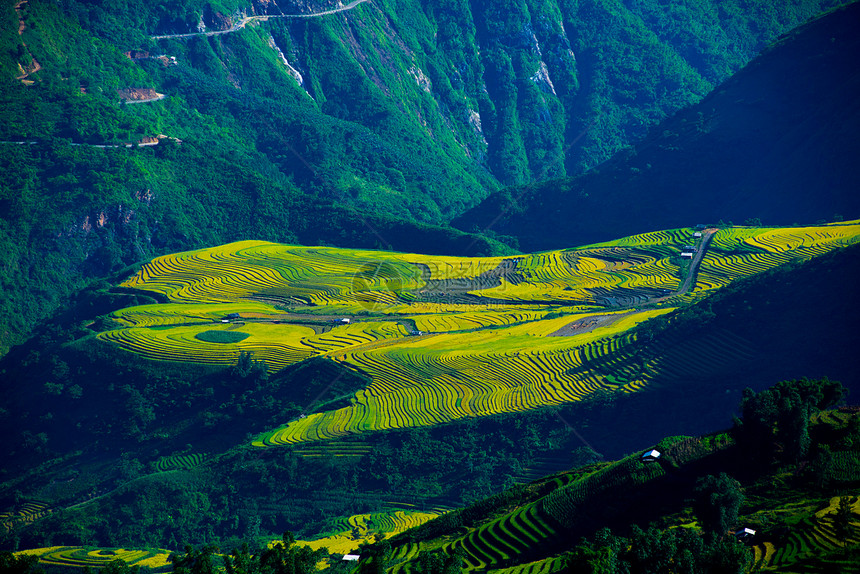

{"left": 455, "top": 2, "right": 860, "bottom": 251}
{"left": 370, "top": 401, "right": 860, "bottom": 574}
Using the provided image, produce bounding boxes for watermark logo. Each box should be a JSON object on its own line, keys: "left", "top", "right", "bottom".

{"left": 352, "top": 261, "right": 412, "bottom": 311}
{"left": 351, "top": 259, "right": 521, "bottom": 310}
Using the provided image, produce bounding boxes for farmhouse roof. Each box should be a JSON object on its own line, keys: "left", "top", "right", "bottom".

{"left": 641, "top": 449, "right": 661, "bottom": 461}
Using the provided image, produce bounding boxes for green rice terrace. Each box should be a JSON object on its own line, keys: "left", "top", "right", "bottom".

{"left": 97, "top": 223, "right": 860, "bottom": 447}
{"left": 14, "top": 547, "right": 173, "bottom": 571}
{"left": 366, "top": 405, "right": 860, "bottom": 574}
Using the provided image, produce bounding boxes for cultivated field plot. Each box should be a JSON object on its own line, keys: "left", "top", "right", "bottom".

{"left": 750, "top": 496, "right": 860, "bottom": 572}
{"left": 296, "top": 509, "right": 440, "bottom": 555}
{"left": 387, "top": 436, "right": 699, "bottom": 573}
{"left": 101, "top": 224, "right": 860, "bottom": 445}
{"left": 0, "top": 501, "right": 52, "bottom": 532}
{"left": 693, "top": 225, "right": 860, "bottom": 294}
{"left": 15, "top": 547, "right": 172, "bottom": 570}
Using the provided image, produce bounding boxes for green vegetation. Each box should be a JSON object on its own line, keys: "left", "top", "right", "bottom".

{"left": 0, "top": 239, "right": 858, "bottom": 569}
{"left": 194, "top": 331, "right": 250, "bottom": 344}
{"left": 80, "top": 224, "right": 856, "bottom": 444}
{"left": 358, "top": 379, "right": 860, "bottom": 574}
{"left": 2, "top": 2, "right": 860, "bottom": 569}
{"left": 455, "top": 3, "right": 860, "bottom": 252}
{"left": 0, "top": 0, "right": 846, "bottom": 353}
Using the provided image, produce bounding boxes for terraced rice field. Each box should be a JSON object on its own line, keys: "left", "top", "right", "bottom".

{"left": 693, "top": 225, "right": 860, "bottom": 295}
{"left": 153, "top": 453, "right": 207, "bottom": 471}
{"left": 101, "top": 319, "right": 406, "bottom": 372}
{"left": 296, "top": 510, "right": 439, "bottom": 555}
{"left": 417, "top": 439, "right": 692, "bottom": 572}
{"left": 255, "top": 309, "right": 672, "bottom": 445}
{"left": 15, "top": 547, "right": 172, "bottom": 570}
{"left": 751, "top": 496, "right": 860, "bottom": 571}
{"left": 292, "top": 441, "right": 373, "bottom": 458}
{"left": 487, "top": 555, "right": 566, "bottom": 574}
{"left": 1, "top": 501, "right": 52, "bottom": 532}
{"left": 442, "top": 502, "right": 559, "bottom": 571}
{"left": 101, "top": 224, "right": 860, "bottom": 446}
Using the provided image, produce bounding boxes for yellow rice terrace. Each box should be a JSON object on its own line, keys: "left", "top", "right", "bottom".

{"left": 101, "top": 223, "right": 860, "bottom": 445}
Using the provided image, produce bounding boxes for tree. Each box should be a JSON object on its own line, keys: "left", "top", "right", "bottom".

{"left": 170, "top": 545, "right": 220, "bottom": 574}
{"left": 694, "top": 473, "right": 744, "bottom": 540}
{"left": 258, "top": 532, "right": 323, "bottom": 574}
{"left": 230, "top": 352, "right": 269, "bottom": 388}
{"left": 356, "top": 536, "right": 391, "bottom": 574}
{"left": 702, "top": 537, "right": 752, "bottom": 574}
{"left": 806, "top": 445, "right": 835, "bottom": 490}
{"left": 99, "top": 560, "right": 140, "bottom": 574}
{"left": 735, "top": 378, "right": 845, "bottom": 467}
{"left": 0, "top": 552, "right": 43, "bottom": 574}
{"left": 832, "top": 496, "right": 856, "bottom": 548}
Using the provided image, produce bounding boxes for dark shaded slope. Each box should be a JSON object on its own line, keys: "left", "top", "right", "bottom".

{"left": 575, "top": 240, "right": 860, "bottom": 460}
{"left": 455, "top": 2, "right": 860, "bottom": 251}
{"left": 378, "top": 404, "right": 860, "bottom": 574}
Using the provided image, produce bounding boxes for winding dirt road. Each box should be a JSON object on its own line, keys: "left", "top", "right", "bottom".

{"left": 151, "top": 0, "right": 370, "bottom": 40}
{"left": 676, "top": 228, "right": 717, "bottom": 295}
{"left": 549, "top": 228, "right": 719, "bottom": 336}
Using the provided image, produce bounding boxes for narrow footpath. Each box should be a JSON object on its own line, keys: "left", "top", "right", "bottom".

{"left": 152, "top": 0, "right": 370, "bottom": 40}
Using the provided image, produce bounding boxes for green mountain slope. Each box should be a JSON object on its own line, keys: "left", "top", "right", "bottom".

{"left": 365, "top": 388, "right": 860, "bottom": 574}
{"left": 45, "top": 0, "right": 840, "bottom": 183}
{"left": 0, "top": 0, "right": 843, "bottom": 351}
{"left": 455, "top": 1, "right": 860, "bottom": 251}
{"left": 0, "top": 227, "right": 857, "bottom": 552}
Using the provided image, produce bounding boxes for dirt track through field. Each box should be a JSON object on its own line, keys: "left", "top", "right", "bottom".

{"left": 548, "top": 312, "right": 634, "bottom": 337}
{"left": 677, "top": 228, "right": 717, "bottom": 295}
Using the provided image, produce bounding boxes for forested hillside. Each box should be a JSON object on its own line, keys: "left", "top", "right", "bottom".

{"left": 0, "top": 0, "right": 842, "bottom": 351}
{"left": 456, "top": 1, "right": 860, "bottom": 250}
{"left": 364, "top": 378, "right": 860, "bottom": 574}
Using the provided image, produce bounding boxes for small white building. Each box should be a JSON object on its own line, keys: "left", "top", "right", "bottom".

{"left": 681, "top": 252, "right": 694, "bottom": 259}
{"left": 693, "top": 232, "right": 703, "bottom": 238}
{"left": 735, "top": 527, "right": 756, "bottom": 541}
{"left": 342, "top": 555, "right": 360, "bottom": 561}
{"left": 641, "top": 449, "right": 661, "bottom": 462}
{"left": 339, "top": 318, "right": 351, "bottom": 324}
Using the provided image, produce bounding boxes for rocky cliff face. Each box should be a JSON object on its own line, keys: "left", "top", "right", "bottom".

{"left": 455, "top": 2, "right": 860, "bottom": 250}
{"left": 207, "top": 0, "right": 836, "bottom": 186}
{"left": 55, "top": 0, "right": 839, "bottom": 190}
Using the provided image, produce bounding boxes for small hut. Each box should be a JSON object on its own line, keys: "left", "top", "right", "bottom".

{"left": 641, "top": 449, "right": 661, "bottom": 463}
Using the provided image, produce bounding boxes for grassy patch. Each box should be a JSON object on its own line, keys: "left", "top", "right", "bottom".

{"left": 194, "top": 330, "right": 250, "bottom": 344}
